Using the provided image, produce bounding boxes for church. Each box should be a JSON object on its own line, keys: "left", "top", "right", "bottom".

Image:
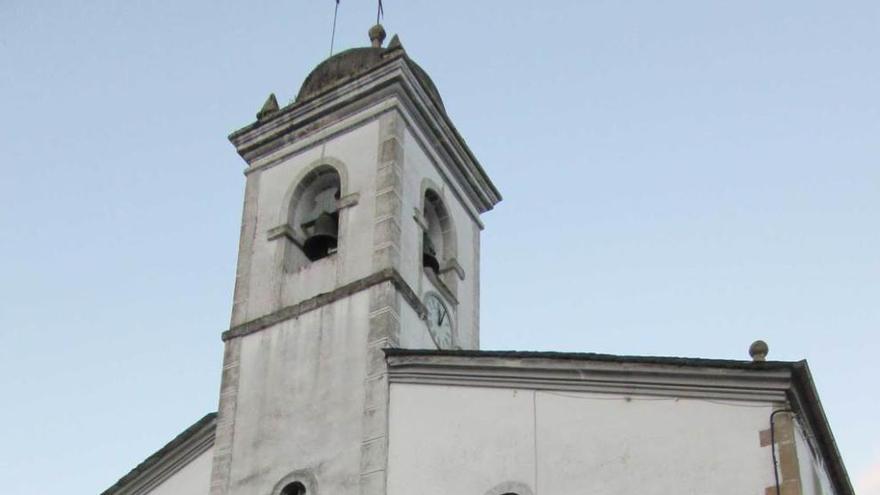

{"left": 102, "top": 25, "right": 853, "bottom": 495}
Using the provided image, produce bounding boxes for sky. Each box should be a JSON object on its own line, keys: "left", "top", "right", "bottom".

{"left": 0, "top": 1, "right": 877, "bottom": 494}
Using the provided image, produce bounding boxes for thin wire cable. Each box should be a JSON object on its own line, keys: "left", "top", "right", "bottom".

{"left": 702, "top": 398, "right": 779, "bottom": 409}
{"left": 329, "top": 0, "right": 340, "bottom": 56}
{"left": 542, "top": 391, "right": 677, "bottom": 401}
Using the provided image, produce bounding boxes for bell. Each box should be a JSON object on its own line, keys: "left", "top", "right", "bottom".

{"left": 422, "top": 232, "right": 440, "bottom": 274}
{"left": 302, "top": 212, "right": 338, "bottom": 261}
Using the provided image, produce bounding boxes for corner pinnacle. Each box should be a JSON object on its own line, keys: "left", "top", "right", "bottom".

{"left": 387, "top": 34, "right": 402, "bottom": 50}
{"left": 256, "top": 93, "right": 279, "bottom": 120}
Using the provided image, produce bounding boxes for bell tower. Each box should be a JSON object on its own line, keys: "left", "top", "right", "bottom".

{"left": 209, "top": 26, "right": 500, "bottom": 495}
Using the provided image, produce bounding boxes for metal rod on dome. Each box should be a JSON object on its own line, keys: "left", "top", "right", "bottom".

{"left": 376, "top": 0, "right": 383, "bottom": 25}
{"left": 329, "top": 0, "right": 340, "bottom": 56}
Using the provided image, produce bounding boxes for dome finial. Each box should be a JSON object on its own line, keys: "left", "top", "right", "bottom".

{"left": 749, "top": 340, "right": 769, "bottom": 362}
{"left": 369, "top": 24, "right": 386, "bottom": 48}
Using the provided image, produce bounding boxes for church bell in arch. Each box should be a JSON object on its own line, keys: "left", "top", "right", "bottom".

{"left": 302, "top": 211, "right": 339, "bottom": 261}
{"left": 422, "top": 232, "right": 440, "bottom": 274}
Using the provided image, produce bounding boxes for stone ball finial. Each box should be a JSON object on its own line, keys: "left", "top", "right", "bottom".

{"left": 369, "top": 24, "right": 386, "bottom": 47}
{"left": 749, "top": 340, "right": 769, "bottom": 362}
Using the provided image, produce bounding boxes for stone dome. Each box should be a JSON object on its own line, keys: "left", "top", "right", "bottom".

{"left": 294, "top": 43, "right": 445, "bottom": 111}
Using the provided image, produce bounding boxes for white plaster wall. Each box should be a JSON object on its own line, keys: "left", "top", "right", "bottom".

{"left": 794, "top": 420, "right": 836, "bottom": 495}
{"left": 399, "top": 125, "right": 480, "bottom": 350}
{"left": 388, "top": 385, "right": 535, "bottom": 494}
{"left": 227, "top": 292, "right": 371, "bottom": 495}
{"left": 241, "top": 119, "right": 380, "bottom": 322}
{"left": 388, "top": 384, "right": 778, "bottom": 495}
{"left": 397, "top": 302, "right": 439, "bottom": 349}
{"left": 148, "top": 447, "right": 214, "bottom": 495}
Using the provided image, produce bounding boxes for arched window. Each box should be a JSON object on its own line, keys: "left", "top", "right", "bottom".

{"left": 280, "top": 482, "right": 306, "bottom": 495}
{"left": 271, "top": 470, "right": 317, "bottom": 495}
{"left": 422, "top": 190, "right": 444, "bottom": 274}
{"left": 285, "top": 166, "right": 341, "bottom": 267}
{"left": 421, "top": 188, "right": 460, "bottom": 295}
{"left": 485, "top": 481, "right": 534, "bottom": 495}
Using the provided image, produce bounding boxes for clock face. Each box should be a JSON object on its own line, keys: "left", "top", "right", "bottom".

{"left": 424, "top": 294, "right": 453, "bottom": 349}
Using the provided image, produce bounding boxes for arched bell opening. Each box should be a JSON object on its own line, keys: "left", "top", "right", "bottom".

{"left": 286, "top": 165, "right": 342, "bottom": 269}
{"left": 422, "top": 188, "right": 458, "bottom": 294}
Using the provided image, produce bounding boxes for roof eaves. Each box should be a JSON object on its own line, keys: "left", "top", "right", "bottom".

{"left": 790, "top": 361, "right": 854, "bottom": 495}
{"left": 383, "top": 348, "right": 797, "bottom": 371}
{"left": 101, "top": 412, "right": 217, "bottom": 495}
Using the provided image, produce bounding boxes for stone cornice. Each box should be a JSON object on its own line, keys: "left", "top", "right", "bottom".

{"left": 386, "top": 351, "right": 794, "bottom": 403}
{"left": 228, "top": 55, "right": 501, "bottom": 215}
{"left": 222, "top": 268, "right": 427, "bottom": 341}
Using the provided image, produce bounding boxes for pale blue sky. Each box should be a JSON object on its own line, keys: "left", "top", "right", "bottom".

{"left": 1, "top": 1, "right": 878, "bottom": 494}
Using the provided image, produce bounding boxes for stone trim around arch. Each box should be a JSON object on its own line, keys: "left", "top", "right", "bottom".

{"left": 265, "top": 157, "right": 360, "bottom": 270}
{"left": 419, "top": 179, "right": 456, "bottom": 260}
{"left": 268, "top": 156, "right": 360, "bottom": 240}
{"left": 277, "top": 156, "right": 351, "bottom": 229}
{"left": 418, "top": 179, "right": 464, "bottom": 296}
{"left": 484, "top": 480, "right": 535, "bottom": 495}
{"left": 270, "top": 469, "right": 319, "bottom": 495}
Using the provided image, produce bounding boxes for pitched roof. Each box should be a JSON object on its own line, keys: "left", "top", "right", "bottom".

{"left": 101, "top": 412, "right": 217, "bottom": 495}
